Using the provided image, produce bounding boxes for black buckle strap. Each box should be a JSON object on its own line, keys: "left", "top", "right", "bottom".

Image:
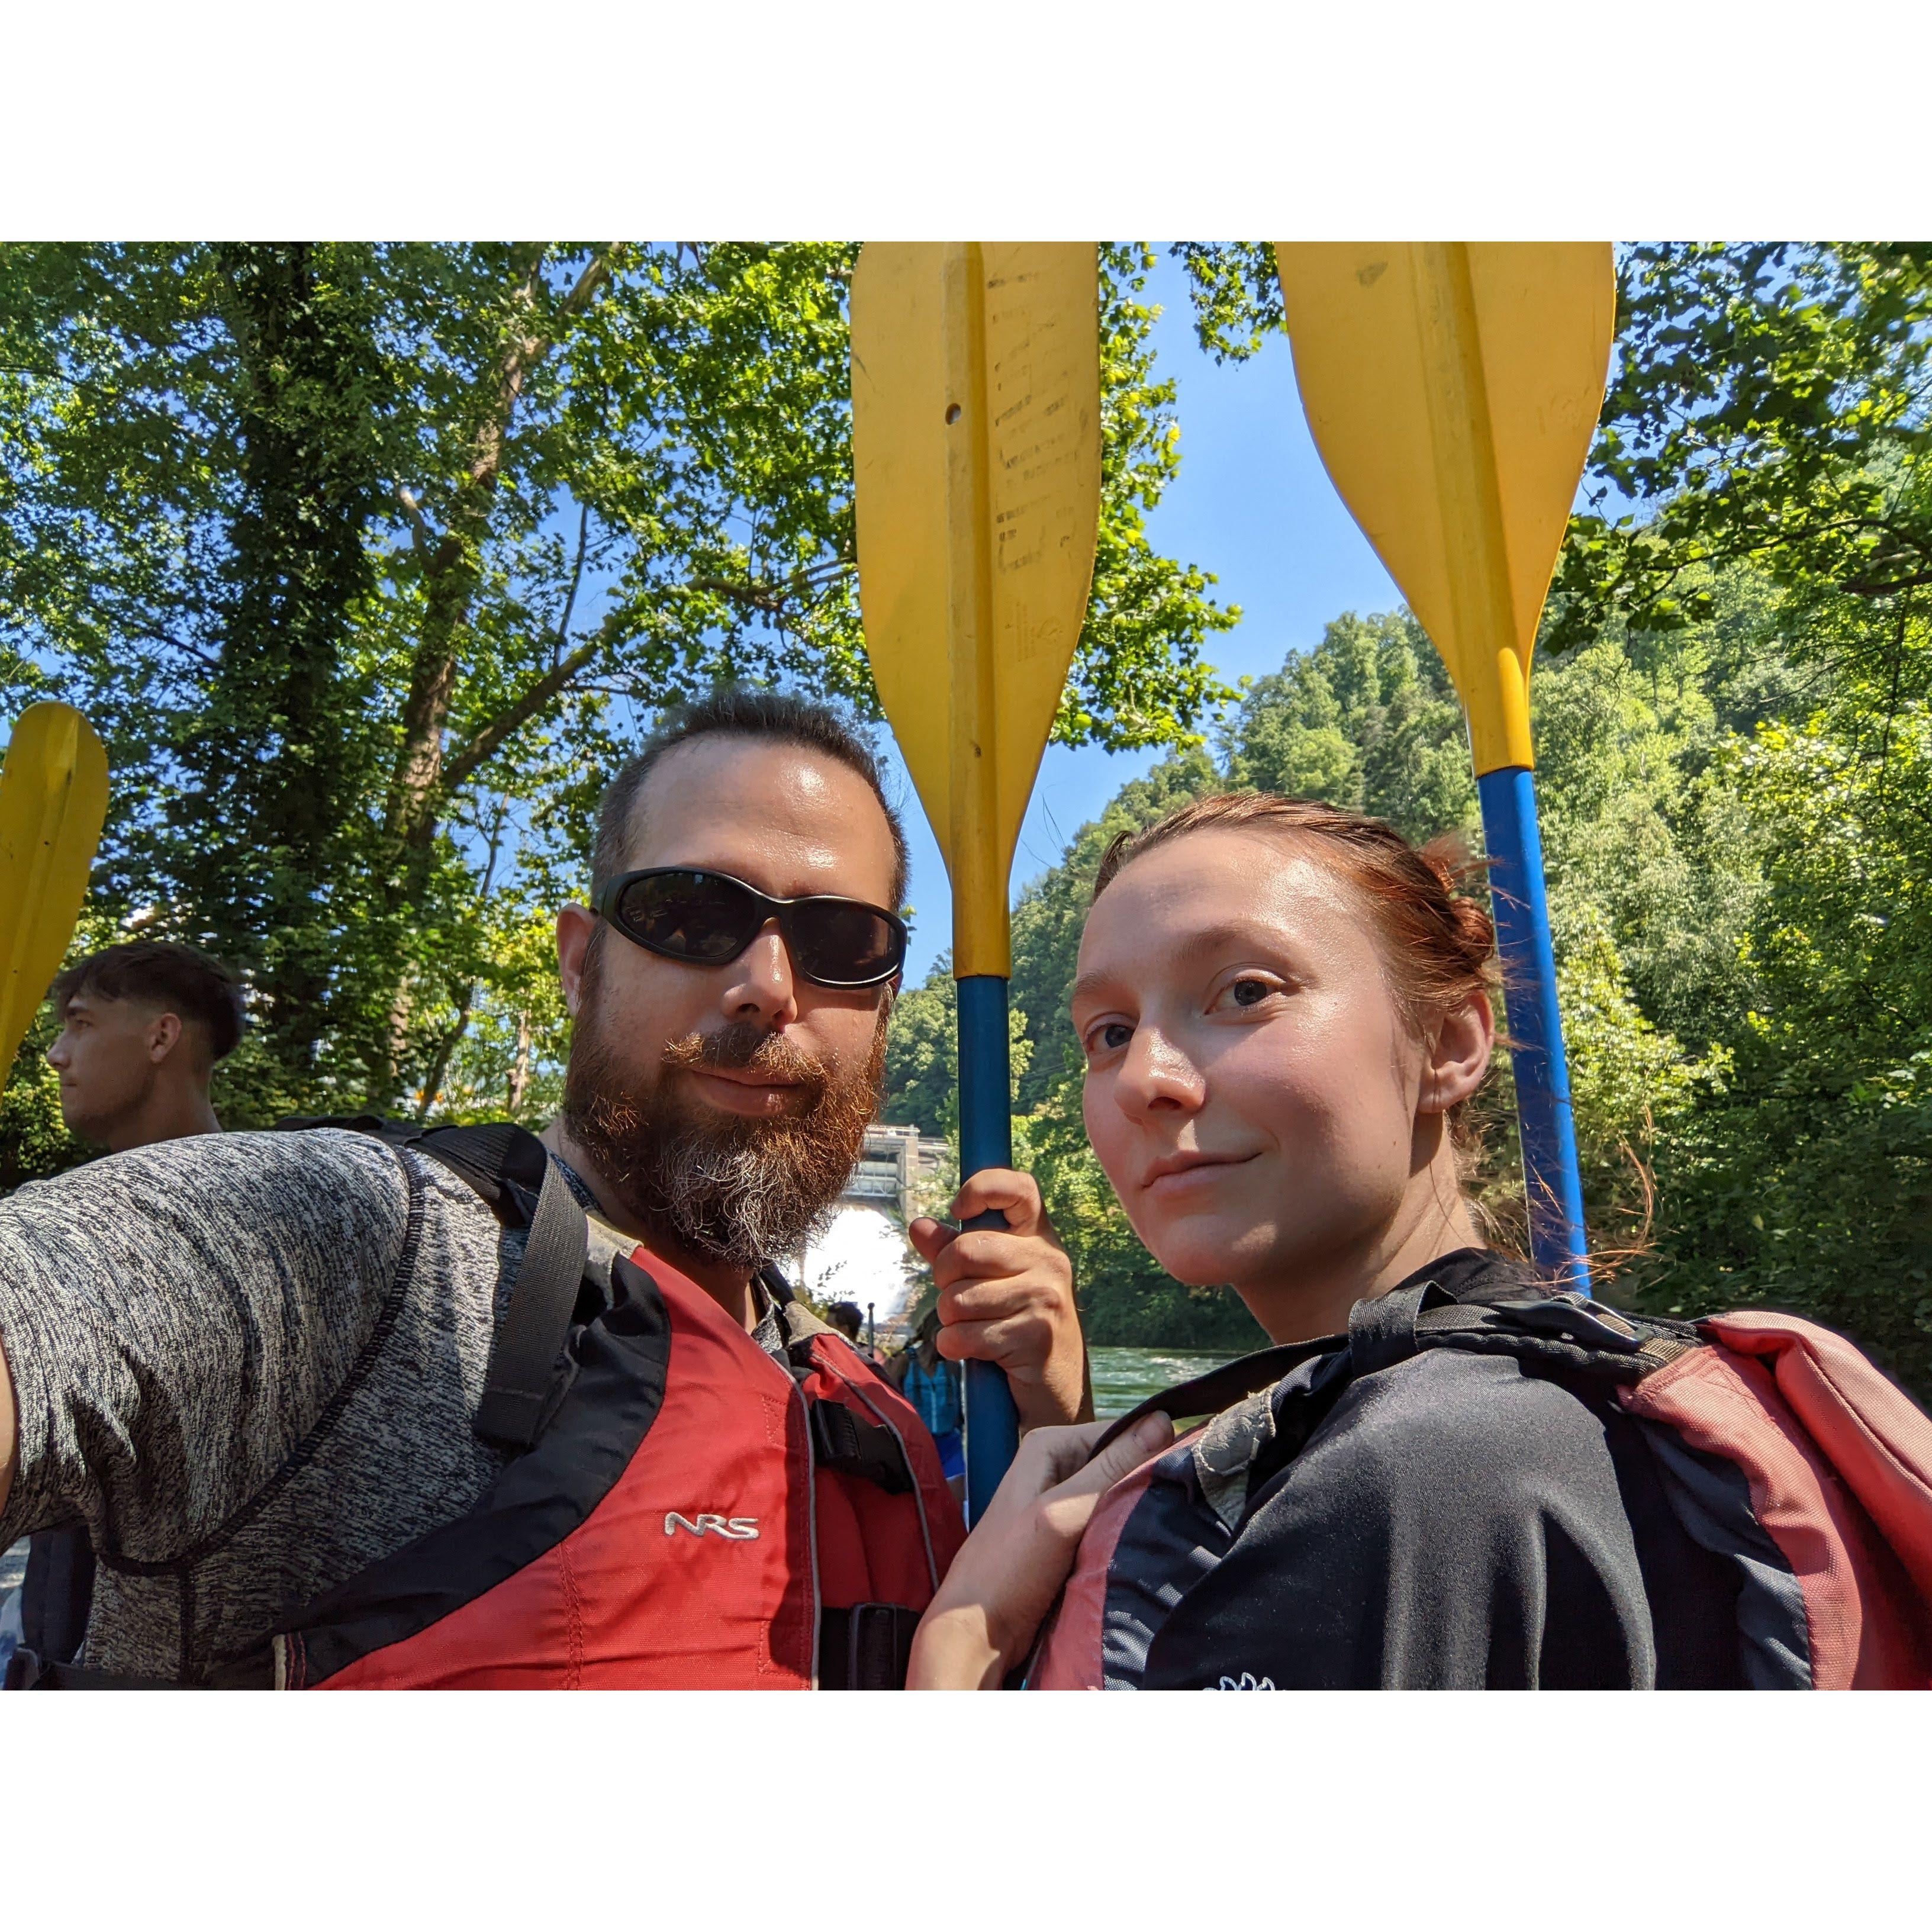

{"left": 1493, "top": 1292, "right": 1646, "bottom": 1353}
{"left": 1092, "top": 1333, "right": 1348, "bottom": 1454}
{"left": 5, "top": 1649, "right": 186, "bottom": 1689}
{"left": 809, "top": 1399, "right": 915, "bottom": 1496}
{"left": 819, "top": 1603, "right": 920, "bottom": 1689}
{"left": 5, "top": 1643, "right": 278, "bottom": 1690}
{"left": 1348, "top": 1281, "right": 1456, "bottom": 1376}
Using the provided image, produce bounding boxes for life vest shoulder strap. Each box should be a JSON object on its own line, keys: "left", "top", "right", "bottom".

{"left": 806, "top": 1397, "right": 916, "bottom": 1496}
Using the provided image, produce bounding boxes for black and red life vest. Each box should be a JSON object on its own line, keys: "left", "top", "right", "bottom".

{"left": 11, "top": 1122, "right": 965, "bottom": 1691}
{"left": 285, "top": 1248, "right": 961, "bottom": 1690}
{"left": 282, "top": 1122, "right": 966, "bottom": 1690}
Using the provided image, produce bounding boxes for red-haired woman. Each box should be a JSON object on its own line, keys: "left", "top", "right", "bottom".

{"left": 910, "top": 794, "right": 1746, "bottom": 1690}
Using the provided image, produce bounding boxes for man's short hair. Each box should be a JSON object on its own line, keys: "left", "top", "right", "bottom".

{"left": 51, "top": 942, "right": 246, "bottom": 1061}
{"left": 592, "top": 688, "right": 910, "bottom": 910}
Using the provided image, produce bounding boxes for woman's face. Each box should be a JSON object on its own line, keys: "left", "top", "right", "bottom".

{"left": 1072, "top": 827, "right": 1452, "bottom": 1299}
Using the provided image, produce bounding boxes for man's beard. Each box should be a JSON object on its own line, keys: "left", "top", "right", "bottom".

{"left": 561, "top": 951, "right": 887, "bottom": 1271}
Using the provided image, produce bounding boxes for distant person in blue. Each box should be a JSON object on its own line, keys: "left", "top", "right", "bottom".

{"left": 893, "top": 1309, "right": 965, "bottom": 1502}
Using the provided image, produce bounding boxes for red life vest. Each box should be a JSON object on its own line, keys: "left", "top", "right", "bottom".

{"left": 274, "top": 1245, "right": 965, "bottom": 1690}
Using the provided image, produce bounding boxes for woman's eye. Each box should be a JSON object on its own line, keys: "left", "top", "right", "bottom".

{"left": 1213, "top": 974, "right": 1281, "bottom": 1013}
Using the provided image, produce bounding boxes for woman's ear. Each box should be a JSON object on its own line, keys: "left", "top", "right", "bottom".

{"left": 1420, "top": 992, "right": 1494, "bottom": 1116}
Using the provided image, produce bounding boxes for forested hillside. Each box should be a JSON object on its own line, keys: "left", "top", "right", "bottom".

{"left": 889, "top": 244, "right": 1932, "bottom": 1394}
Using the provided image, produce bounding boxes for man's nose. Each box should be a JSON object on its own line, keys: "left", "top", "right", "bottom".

{"left": 46, "top": 1033, "right": 69, "bottom": 1070}
{"left": 720, "top": 921, "right": 799, "bottom": 1027}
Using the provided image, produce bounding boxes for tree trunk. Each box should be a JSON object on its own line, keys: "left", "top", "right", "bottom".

{"left": 368, "top": 244, "right": 616, "bottom": 1106}
{"left": 173, "top": 243, "right": 389, "bottom": 1121}
{"left": 508, "top": 1007, "right": 532, "bottom": 1116}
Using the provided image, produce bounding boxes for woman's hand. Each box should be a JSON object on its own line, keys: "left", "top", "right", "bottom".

{"left": 907, "top": 1409, "right": 1176, "bottom": 1689}
{"left": 910, "top": 1168, "right": 1087, "bottom": 1428}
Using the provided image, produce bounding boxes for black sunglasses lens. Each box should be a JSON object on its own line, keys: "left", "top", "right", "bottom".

{"left": 788, "top": 900, "right": 903, "bottom": 984}
{"left": 614, "top": 872, "right": 759, "bottom": 964}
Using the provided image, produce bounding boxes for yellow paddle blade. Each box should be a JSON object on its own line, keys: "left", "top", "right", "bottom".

{"left": 0, "top": 702, "right": 109, "bottom": 1081}
{"left": 851, "top": 242, "right": 1101, "bottom": 977}
{"left": 1274, "top": 243, "right": 1615, "bottom": 774}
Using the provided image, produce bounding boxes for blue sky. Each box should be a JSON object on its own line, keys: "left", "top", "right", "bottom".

{"left": 887, "top": 247, "right": 1403, "bottom": 986}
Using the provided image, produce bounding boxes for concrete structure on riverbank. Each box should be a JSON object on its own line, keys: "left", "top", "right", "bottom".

{"left": 840, "top": 1123, "right": 950, "bottom": 1226}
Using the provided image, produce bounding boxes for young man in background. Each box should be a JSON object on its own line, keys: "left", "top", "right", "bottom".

{"left": 46, "top": 941, "right": 243, "bottom": 1152}
{"left": 0, "top": 942, "right": 244, "bottom": 1681}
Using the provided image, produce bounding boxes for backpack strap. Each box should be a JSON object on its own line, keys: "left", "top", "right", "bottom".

{"left": 1093, "top": 1334, "right": 1350, "bottom": 1453}
{"left": 278, "top": 1115, "right": 591, "bottom": 1451}
{"left": 474, "top": 1149, "right": 590, "bottom": 1449}
{"left": 1096, "top": 1276, "right": 1704, "bottom": 1455}
{"left": 1349, "top": 1281, "right": 1455, "bottom": 1375}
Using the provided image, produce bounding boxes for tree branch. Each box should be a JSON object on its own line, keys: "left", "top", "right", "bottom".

{"left": 394, "top": 484, "right": 437, "bottom": 553}
{"left": 690, "top": 556, "right": 854, "bottom": 616}
{"left": 465, "top": 245, "right": 617, "bottom": 495}
{"left": 440, "top": 631, "right": 604, "bottom": 796}
{"left": 554, "top": 503, "right": 591, "bottom": 669}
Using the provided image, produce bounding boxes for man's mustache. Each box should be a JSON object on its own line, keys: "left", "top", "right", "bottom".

{"left": 659, "top": 1022, "right": 830, "bottom": 1103}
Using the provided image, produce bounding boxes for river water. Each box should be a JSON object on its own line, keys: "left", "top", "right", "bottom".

{"left": 1088, "top": 1344, "right": 1239, "bottom": 1419}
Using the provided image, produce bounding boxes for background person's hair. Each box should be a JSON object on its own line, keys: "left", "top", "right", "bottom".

{"left": 51, "top": 941, "right": 247, "bottom": 1061}
{"left": 1091, "top": 792, "right": 1499, "bottom": 1142}
{"left": 591, "top": 688, "right": 910, "bottom": 910}
{"left": 826, "top": 1299, "right": 865, "bottom": 1341}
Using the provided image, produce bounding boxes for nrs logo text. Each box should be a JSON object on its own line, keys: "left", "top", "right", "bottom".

{"left": 664, "top": 1512, "right": 761, "bottom": 1540}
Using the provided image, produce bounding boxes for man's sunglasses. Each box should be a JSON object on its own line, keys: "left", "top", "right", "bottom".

{"left": 594, "top": 868, "right": 907, "bottom": 990}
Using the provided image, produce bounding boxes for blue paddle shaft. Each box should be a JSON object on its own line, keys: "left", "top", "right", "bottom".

{"left": 957, "top": 974, "right": 1021, "bottom": 1523}
{"left": 1477, "top": 766, "right": 1590, "bottom": 1289}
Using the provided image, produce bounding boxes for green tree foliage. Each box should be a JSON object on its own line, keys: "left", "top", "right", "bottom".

{"left": 874, "top": 242, "right": 1932, "bottom": 1396}
{"left": 1644, "top": 673, "right": 1932, "bottom": 1385}
{"left": 1553, "top": 244, "right": 1932, "bottom": 648}
{"left": 0, "top": 242, "right": 1234, "bottom": 1142}
{"left": 1225, "top": 610, "right": 1477, "bottom": 842}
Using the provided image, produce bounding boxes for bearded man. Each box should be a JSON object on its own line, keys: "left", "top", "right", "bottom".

{"left": 0, "top": 690, "right": 1084, "bottom": 1688}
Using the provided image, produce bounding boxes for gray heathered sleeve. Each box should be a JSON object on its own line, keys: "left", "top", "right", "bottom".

{"left": 0, "top": 1129, "right": 414, "bottom": 1563}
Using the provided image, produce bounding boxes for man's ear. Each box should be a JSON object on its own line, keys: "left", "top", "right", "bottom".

{"left": 557, "top": 903, "right": 597, "bottom": 1018}
{"left": 148, "top": 1012, "right": 184, "bottom": 1066}
{"left": 1419, "top": 993, "right": 1494, "bottom": 1115}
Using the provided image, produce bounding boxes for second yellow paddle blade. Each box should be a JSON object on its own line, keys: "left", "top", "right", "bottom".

{"left": 851, "top": 243, "right": 1101, "bottom": 976}
{"left": 1275, "top": 243, "right": 1615, "bottom": 774}
{"left": 0, "top": 701, "right": 109, "bottom": 1081}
